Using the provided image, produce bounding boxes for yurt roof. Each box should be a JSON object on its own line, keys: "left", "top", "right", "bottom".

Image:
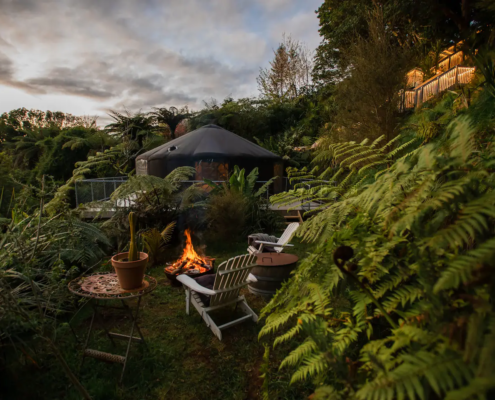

{"left": 136, "top": 124, "right": 281, "bottom": 162}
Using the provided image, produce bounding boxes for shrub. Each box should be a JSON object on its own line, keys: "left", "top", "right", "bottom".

{"left": 246, "top": 196, "right": 284, "bottom": 234}
{"left": 206, "top": 189, "right": 248, "bottom": 240}
{"left": 203, "top": 165, "right": 283, "bottom": 236}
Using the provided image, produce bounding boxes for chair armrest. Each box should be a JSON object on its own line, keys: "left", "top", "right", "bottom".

{"left": 176, "top": 274, "right": 216, "bottom": 295}
{"left": 247, "top": 273, "right": 257, "bottom": 283}
{"left": 254, "top": 240, "right": 294, "bottom": 247}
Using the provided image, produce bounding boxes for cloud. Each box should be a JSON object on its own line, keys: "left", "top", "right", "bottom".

{"left": 0, "top": 50, "right": 44, "bottom": 93}
{"left": 0, "top": 0, "right": 321, "bottom": 120}
{"left": 0, "top": 51, "right": 13, "bottom": 80}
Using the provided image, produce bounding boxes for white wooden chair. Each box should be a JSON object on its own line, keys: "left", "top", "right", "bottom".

{"left": 247, "top": 222, "right": 299, "bottom": 255}
{"left": 176, "top": 254, "right": 258, "bottom": 341}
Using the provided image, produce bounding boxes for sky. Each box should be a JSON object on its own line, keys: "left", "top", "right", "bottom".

{"left": 0, "top": 0, "right": 322, "bottom": 124}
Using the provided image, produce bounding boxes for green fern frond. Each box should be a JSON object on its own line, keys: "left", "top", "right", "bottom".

{"left": 445, "top": 377, "right": 495, "bottom": 400}
{"left": 434, "top": 237, "right": 495, "bottom": 292}
{"left": 259, "top": 308, "right": 303, "bottom": 339}
{"left": 428, "top": 192, "right": 495, "bottom": 250}
{"left": 356, "top": 351, "right": 472, "bottom": 400}
{"left": 290, "top": 352, "right": 328, "bottom": 384}
{"left": 279, "top": 339, "right": 318, "bottom": 370}
{"left": 274, "top": 324, "right": 303, "bottom": 347}
{"left": 382, "top": 285, "right": 423, "bottom": 313}
{"left": 312, "top": 385, "right": 345, "bottom": 400}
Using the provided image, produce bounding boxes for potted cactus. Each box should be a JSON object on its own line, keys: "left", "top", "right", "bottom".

{"left": 111, "top": 212, "right": 149, "bottom": 290}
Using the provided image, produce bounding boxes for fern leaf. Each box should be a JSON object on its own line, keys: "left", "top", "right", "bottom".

{"left": 290, "top": 353, "right": 328, "bottom": 384}
{"left": 274, "top": 324, "right": 303, "bottom": 347}
{"left": 356, "top": 351, "right": 472, "bottom": 400}
{"left": 434, "top": 237, "right": 495, "bottom": 292}
{"left": 279, "top": 339, "right": 318, "bottom": 370}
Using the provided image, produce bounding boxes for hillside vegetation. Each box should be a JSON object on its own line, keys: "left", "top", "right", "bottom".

{"left": 262, "top": 90, "right": 495, "bottom": 399}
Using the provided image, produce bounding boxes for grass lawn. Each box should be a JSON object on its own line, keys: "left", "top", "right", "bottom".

{"left": 2, "top": 235, "right": 313, "bottom": 400}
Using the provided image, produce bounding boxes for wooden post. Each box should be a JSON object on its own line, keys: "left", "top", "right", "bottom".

{"left": 75, "top": 180, "right": 79, "bottom": 207}
{"left": 273, "top": 162, "right": 283, "bottom": 194}
{"left": 113, "top": 181, "right": 117, "bottom": 206}
{"left": 454, "top": 65, "right": 459, "bottom": 87}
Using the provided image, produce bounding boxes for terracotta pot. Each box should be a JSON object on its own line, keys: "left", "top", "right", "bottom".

{"left": 111, "top": 252, "right": 149, "bottom": 290}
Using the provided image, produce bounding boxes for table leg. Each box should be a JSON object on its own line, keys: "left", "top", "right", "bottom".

{"left": 121, "top": 299, "right": 147, "bottom": 345}
{"left": 120, "top": 296, "right": 143, "bottom": 384}
{"left": 93, "top": 303, "right": 117, "bottom": 347}
{"left": 79, "top": 299, "right": 97, "bottom": 373}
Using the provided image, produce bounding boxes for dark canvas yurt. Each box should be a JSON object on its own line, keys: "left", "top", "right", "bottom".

{"left": 136, "top": 124, "right": 283, "bottom": 191}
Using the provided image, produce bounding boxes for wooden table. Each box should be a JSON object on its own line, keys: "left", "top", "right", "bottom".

{"left": 68, "top": 272, "right": 156, "bottom": 384}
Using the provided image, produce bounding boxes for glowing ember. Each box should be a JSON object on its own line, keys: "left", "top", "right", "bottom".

{"left": 165, "top": 229, "right": 212, "bottom": 275}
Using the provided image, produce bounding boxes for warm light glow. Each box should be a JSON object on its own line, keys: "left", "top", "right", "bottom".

{"left": 165, "top": 229, "right": 210, "bottom": 274}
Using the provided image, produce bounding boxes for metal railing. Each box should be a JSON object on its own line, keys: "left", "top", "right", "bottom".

{"left": 74, "top": 176, "right": 332, "bottom": 212}
{"left": 74, "top": 177, "right": 292, "bottom": 206}
{"left": 75, "top": 177, "right": 128, "bottom": 206}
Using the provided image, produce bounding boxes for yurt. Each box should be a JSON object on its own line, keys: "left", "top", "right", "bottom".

{"left": 136, "top": 124, "right": 283, "bottom": 190}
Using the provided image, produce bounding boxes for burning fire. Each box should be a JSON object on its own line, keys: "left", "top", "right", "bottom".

{"left": 165, "top": 229, "right": 211, "bottom": 275}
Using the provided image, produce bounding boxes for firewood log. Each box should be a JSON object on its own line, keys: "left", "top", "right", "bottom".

{"left": 169, "top": 260, "right": 187, "bottom": 275}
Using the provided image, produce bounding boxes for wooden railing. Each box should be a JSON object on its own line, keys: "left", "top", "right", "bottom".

{"left": 436, "top": 50, "right": 465, "bottom": 74}
{"left": 401, "top": 65, "right": 475, "bottom": 110}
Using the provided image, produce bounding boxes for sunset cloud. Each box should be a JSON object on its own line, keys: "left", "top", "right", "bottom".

{"left": 0, "top": 0, "right": 321, "bottom": 122}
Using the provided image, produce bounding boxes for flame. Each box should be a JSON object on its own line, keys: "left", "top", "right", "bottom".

{"left": 165, "top": 229, "right": 211, "bottom": 274}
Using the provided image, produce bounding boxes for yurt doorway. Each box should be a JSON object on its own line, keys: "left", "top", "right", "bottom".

{"left": 195, "top": 159, "right": 229, "bottom": 181}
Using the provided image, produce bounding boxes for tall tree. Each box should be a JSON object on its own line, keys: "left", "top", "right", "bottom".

{"left": 106, "top": 110, "right": 156, "bottom": 147}
{"left": 257, "top": 34, "right": 313, "bottom": 101}
{"left": 0, "top": 108, "right": 96, "bottom": 130}
{"left": 188, "top": 97, "right": 306, "bottom": 142}
{"left": 6, "top": 126, "right": 59, "bottom": 169}
{"left": 151, "top": 106, "right": 190, "bottom": 139}
{"left": 331, "top": 7, "right": 413, "bottom": 142}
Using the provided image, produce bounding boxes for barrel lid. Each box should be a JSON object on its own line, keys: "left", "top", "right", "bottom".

{"left": 256, "top": 253, "right": 299, "bottom": 266}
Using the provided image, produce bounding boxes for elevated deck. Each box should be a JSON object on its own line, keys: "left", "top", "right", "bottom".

{"left": 80, "top": 201, "right": 321, "bottom": 219}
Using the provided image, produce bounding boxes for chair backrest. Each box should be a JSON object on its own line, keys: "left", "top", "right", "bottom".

{"left": 210, "top": 254, "right": 257, "bottom": 307}
{"left": 274, "top": 222, "right": 299, "bottom": 252}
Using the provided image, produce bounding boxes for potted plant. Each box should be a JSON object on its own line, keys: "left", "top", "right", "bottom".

{"left": 111, "top": 212, "right": 149, "bottom": 290}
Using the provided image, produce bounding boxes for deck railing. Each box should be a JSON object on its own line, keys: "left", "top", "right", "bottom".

{"left": 401, "top": 65, "right": 475, "bottom": 110}
{"left": 436, "top": 50, "right": 465, "bottom": 75}
{"left": 74, "top": 176, "right": 330, "bottom": 213}
{"left": 75, "top": 177, "right": 128, "bottom": 206}
{"left": 75, "top": 177, "right": 296, "bottom": 206}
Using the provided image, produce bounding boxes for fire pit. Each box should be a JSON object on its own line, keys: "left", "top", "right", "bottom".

{"left": 164, "top": 229, "right": 215, "bottom": 285}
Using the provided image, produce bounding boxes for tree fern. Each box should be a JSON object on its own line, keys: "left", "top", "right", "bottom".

{"left": 261, "top": 94, "right": 495, "bottom": 399}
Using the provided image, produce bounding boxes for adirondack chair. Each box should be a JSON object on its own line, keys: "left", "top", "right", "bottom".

{"left": 247, "top": 222, "right": 299, "bottom": 255}
{"left": 176, "top": 254, "right": 258, "bottom": 341}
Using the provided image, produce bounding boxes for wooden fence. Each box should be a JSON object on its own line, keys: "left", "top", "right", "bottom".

{"left": 401, "top": 65, "right": 475, "bottom": 110}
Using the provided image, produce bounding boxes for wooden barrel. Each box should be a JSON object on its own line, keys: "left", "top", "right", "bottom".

{"left": 248, "top": 253, "right": 299, "bottom": 299}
